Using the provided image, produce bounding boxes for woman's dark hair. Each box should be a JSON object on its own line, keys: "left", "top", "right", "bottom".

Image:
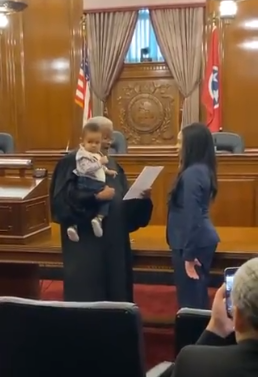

{"left": 170, "top": 123, "right": 217, "bottom": 201}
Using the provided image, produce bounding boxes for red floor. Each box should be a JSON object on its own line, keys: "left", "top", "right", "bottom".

{"left": 40, "top": 281, "right": 215, "bottom": 369}
{"left": 41, "top": 281, "right": 216, "bottom": 324}
{"left": 41, "top": 281, "right": 179, "bottom": 322}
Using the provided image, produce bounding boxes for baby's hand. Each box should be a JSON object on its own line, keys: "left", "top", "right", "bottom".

{"left": 100, "top": 156, "right": 108, "bottom": 165}
{"left": 106, "top": 169, "right": 117, "bottom": 178}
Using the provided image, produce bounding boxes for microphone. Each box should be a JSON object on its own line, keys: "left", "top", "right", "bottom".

{"left": 214, "top": 136, "right": 217, "bottom": 152}
{"left": 65, "top": 140, "right": 70, "bottom": 153}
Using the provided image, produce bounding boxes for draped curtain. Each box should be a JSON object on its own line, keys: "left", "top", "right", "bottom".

{"left": 150, "top": 7, "right": 204, "bottom": 127}
{"left": 86, "top": 11, "right": 138, "bottom": 116}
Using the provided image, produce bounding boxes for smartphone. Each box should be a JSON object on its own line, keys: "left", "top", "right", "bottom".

{"left": 224, "top": 267, "right": 238, "bottom": 318}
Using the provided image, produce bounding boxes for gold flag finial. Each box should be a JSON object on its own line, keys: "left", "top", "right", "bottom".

{"left": 207, "top": 11, "right": 218, "bottom": 26}
{"left": 81, "top": 13, "right": 86, "bottom": 37}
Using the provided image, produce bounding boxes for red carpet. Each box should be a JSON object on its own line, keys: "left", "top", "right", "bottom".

{"left": 41, "top": 282, "right": 179, "bottom": 324}
{"left": 40, "top": 281, "right": 215, "bottom": 369}
{"left": 41, "top": 281, "right": 216, "bottom": 324}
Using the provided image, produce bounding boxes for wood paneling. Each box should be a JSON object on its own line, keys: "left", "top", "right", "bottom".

{"left": 106, "top": 63, "right": 181, "bottom": 149}
{"left": 2, "top": 152, "right": 258, "bottom": 227}
{"left": 117, "top": 154, "right": 258, "bottom": 227}
{"left": 0, "top": 0, "right": 83, "bottom": 152}
{"left": 107, "top": 0, "right": 258, "bottom": 150}
{"left": 1, "top": 0, "right": 258, "bottom": 151}
{"left": 0, "top": 223, "right": 254, "bottom": 322}
{"left": 0, "top": 224, "right": 257, "bottom": 272}
{"left": 208, "top": 0, "right": 258, "bottom": 148}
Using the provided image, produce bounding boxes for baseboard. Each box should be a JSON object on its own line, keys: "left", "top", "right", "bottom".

{"left": 40, "top": 267, "right": 63, "bottom": 281}
{"left": 39, "top": 267, "right": 223, "bottom": 288}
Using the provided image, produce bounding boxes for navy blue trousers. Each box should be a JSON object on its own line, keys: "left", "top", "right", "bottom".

{"left": 172, "top": 245, "right": 217, "bottom": 309}
{"left": 77, "top": 177, "right": 110, "bottom": 217}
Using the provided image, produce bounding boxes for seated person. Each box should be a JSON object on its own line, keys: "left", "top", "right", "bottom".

{"left": 67, "top": 122, "right": 117, "bottom": 241}
{"left": 171, "top": 257, "right": 258, "bottom": 377}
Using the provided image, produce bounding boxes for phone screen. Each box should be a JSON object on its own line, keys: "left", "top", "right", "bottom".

{"left": 225, "top": 268, "right": 238, "bottom": 318}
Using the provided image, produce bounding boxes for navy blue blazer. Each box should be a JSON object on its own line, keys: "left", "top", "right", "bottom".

{"left": 166, "top": 163, "right": 219, "bottom": 261}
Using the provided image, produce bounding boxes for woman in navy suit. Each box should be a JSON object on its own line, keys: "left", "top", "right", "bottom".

{"left": 167, "top": 123, "right": 220, "bottom": 309}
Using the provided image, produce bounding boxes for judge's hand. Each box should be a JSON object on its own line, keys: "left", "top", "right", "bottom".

{"left": 140, "top": 188, "right": 152, "bottom": 199}
{"left": 185, "top": 259, "right": 201, "bottom": 279}
{"left": 207, "top": 284, "right": 234, "bottom": 338}
{"left": 106, "top": 169, "right": 117, "bottom": 178}
{"left": 100, "top": 156, "right": 108, "bottom": 165}
{"left": 95, "top": 186, "right": 115, "bottom": 201}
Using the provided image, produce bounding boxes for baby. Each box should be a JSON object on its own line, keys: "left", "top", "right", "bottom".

{"left": 67, "top": 122, "right": 117, "bottom": 241}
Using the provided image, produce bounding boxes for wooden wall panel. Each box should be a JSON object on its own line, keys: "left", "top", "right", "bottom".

{"left": 108, "top": 0, "right": 258, "bottom": 150}
{"left": 3, "top": 152, "right": 258, "bottom": 228}
{"left": 208, "top": 0, "right": 258, "bottom": 148}
{"left": 1, "top": 0, "right": 258, "bottom": 151}
{"left": 0, "top": 0, "right": 83, "bottom": 152}
{"left": 118, "top": 155, "right": 258, "bottom": 226}
{"left": 106, "top": 63, "right": 181, "bottom": 149}
{"left": 0, "top": 13, "right": 24, "bottom": 148}
{"left": 211, "top": 178, "right": 256, "bottom": 227}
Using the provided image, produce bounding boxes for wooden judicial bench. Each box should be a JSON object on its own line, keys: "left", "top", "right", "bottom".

{"left": 1, "top": 152, "right": 258, "bottom": 300}
{"left": 8, "top": 150, "right": 258, "bottom": 227}
{"left": 0, "top": 224, "right": 258, "bottom": 298}
{"left": 0, "top": 158, "right": 50, "bottom": 299}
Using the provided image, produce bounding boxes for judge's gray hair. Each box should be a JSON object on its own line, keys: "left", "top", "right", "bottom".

{"left": 86, "top": 116, "right": 113, "bottom": 130}
{"left": 232, "top": 257, "right": 258, "bottom": 329}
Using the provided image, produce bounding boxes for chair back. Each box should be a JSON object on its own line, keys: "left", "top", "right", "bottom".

{"left": 0, "top": 133, "right": 14, "bottom": 153}
{"left": 110, "top": 131, "right": 127, "bottom": 154}
{"left": 0, "top": 297, "right": 145, "bottom": 377}
{"left": 212, "top": 132, "right": 244, "bottom": 153}
{"left": 174, "top": 308, "right": 211, "bottom": 356}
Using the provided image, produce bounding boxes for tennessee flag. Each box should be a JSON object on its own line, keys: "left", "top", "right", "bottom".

{"left": 202, "top": 26, "right": 221, "bottom": 132}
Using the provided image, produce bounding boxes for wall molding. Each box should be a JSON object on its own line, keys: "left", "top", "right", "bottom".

{"left": 83, "top": 0, "right": 205, "bottom": 12}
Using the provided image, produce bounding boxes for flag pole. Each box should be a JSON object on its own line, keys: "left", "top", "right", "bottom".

{"left": 211, "top": 12, "right": 223, "bottom": 131}
{"left": 212, "top": 11, "right": 217, "bottom": 26}
{"left": 218, "top": 14, "right": 224, "bottom": 132}
{"left": 210, "top": 12, "right": 223, "bottom": 131}
{"left": 202, "top": 11, "right": 221, "bottom": 132}
{"left": 81, "top": 14, "right": 86, "bottom": 61}
{"left": 81, "top": 14, "right": 88, "bottom": 127}
{"left": 82, "top": 13, "right": 86, "bottom": 125}
{"left": 76, "top": 14, "right": 92, "bottom": 125}
{"left": 65, "top": 140, "right": 70, "bottom": 153}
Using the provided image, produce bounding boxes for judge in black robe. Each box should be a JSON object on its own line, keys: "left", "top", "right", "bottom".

{"left": 50, "top": 117, "right": 153, "bottom": 302}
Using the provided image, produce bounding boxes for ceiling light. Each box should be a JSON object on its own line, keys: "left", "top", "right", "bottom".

{"left": 0, "top": 13, "right": 8, "bottom": 28}
{"left": 219, "top": 0, "right": 238, "bottom": 22}
{"left": 244, "top": 19, "right": 258, "bottom": 30}
{"left": 0, "top": 1, "right": 28, "bottom": 14}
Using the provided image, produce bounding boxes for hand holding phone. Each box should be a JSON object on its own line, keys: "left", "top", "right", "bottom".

{"left": 224, "top": 267, "right": 238, "bottom": 318}
{"left": 207, "top": 284, "right": 234, "bottom": 338}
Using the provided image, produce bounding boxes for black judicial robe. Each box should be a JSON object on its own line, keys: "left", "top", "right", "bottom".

{"left": 50, "top": 151, "right": 153, "bottom": 302}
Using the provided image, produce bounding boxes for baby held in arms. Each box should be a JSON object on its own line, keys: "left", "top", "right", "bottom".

{"left": 67, "top": 122, "right": 117, "bottom": 241}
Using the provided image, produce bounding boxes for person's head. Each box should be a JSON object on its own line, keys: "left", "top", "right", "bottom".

{"left": 81, "top": 122, "right": 102, "bottom": 153}
{"left": 232, "top": 258, "right": 258, "bottom": 342}
{"left": 85, "top": 116, "right": 113, "bottom": 154}
{"left": 179, "top": 123, "right": 217, "bottom": 199}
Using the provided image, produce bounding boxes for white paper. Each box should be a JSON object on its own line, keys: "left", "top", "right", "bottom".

{"left": 123, "top": 166, "right": 164, "bottom": 200}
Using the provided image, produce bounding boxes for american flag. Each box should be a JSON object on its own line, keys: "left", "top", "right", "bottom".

{"left": 75, "top": 54, "right": 92, "bottom": 125}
